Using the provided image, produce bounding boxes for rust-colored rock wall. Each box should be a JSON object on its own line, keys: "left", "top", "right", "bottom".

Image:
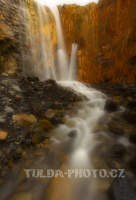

{"left": 0, "top": 0, "right": 57, "bottom": 75}
{"left": 60, "top": 0, "right": 136, "bottom": 84}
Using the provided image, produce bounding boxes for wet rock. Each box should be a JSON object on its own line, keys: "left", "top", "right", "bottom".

{"left": 129, "top": 134, "right": 136, "bottom": 143}
{"left": 12, "top": 114, "right": 37, "bottom": 126}
{"left": 109, "top": 174, "right": 136, "bottom": 200}
{"left": 0, "top": 131, "right": 8, "bottom": 140}
{"left": 111, "top": 144, "right": 126, "bottom": 157}
{"left": 104, "top": 100, "right": 119, "bottom": 112}
{"left": 129, "top": 156, "right": 136, "bottom": 175}
{"left": 26, "top": 76, "right": 39, "bottom": 81}
{"left": 39, "top": 119, "right": 53, "bottom": 130}
{"left": 122, "top": 109, "right": 136, "bottom": 124}
{"left": 68, "top": 130, "right": 77, "bottom": 138}
{"left": 45, "top": 79, "right": 57, "bottom": 85}
{"left": 42, "top": 109, "right": 55, "bottom": 121}
{"left": 107, "top": 121, "right": 124, "bottom": 135}
{"left": 127, "top": 98, "right": 136, "bottom": 109}
{"left": 31, "top": 123, "right": 46, "bottom": 144}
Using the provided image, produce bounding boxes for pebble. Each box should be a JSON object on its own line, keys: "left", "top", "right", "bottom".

{"left": 0, "top": 131, "right": 8, "bottom": 140}
{"left": 5, "top": 106, "right": 14, "bottom": 113}
{"left": 12, "top": 85, "right": 22, "bottom": 93}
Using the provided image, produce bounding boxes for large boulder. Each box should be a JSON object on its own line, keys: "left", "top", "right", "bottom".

{"left": 104, "top": 100, "right": 119, "bottom": 112}
{"left": 109, "top": 174, "right": 136, "bottom": 200}
{"left": 122, "top": 109, "right": 136, "bottom": 124}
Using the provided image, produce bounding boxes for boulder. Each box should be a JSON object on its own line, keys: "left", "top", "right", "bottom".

{"left": 129, "top": 156, "right": 136, "bottom": 175}
{"left": 109, "top": 174, "right": 136, "bottom": 200}
{"left": 127, "top": 98, "right": 136, "bottom": 109}
{"left": 107, "top": 121, "right": 124, "bottom": 135}
{"left": 122, "top": 109, "right": 136, "bottom": 124}
{"left": 104, "top": 100, "right": 119, "bottom": 112}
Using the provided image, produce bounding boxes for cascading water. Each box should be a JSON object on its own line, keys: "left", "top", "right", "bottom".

{"left": 50, "top": 6, "right": 69, "bottom": 81}
{"left": 19, "top": 0, "right": 55, "bottom": 81}
{"left": 69, "top": 43, "right": 78, "bottom": 81}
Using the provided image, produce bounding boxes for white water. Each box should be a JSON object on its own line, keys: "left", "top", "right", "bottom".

{"left": 69, "top": 43, "right": 78, "bottom": 81}
{"left": 50, "top": 7, "right": 69, "bottom": 81}
{"left": 56, "top": 81, "right": 107, "bottom": 167}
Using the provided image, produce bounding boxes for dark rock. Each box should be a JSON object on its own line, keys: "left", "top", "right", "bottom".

{"left": 108, "top": 121, "right": 124, "bottom": 135}
{"left": 30, "top": 123, "right": 46, "bottom": 145}
{"left": 118, "top": 83, "right": 127, "bottom": 92}
{"left": 104, "top": 100, "right": 119, "bottom": 112}
{"left": 129, "top": 157, "right": 136, "bottom": 175}
{"left": 52, "top": 101, "right": 63, "bottom": 109}
{"left": 109, "top": 174, "right": 136, "bottom": 200}
{"left": 9, "top": 143, "right": 17, "bottom": 151}
{"left": 68, "top": 130, "right": 77, "bottom": 138}
{"left": 12, "top": 147, "right": 23, "bottom": 160}
{"left": 127, "top": 99, "right": 136, "bottom": 109}
{"left": 25, "top": 139, "right": 31, "bottom": 146}
{"left": 122, "top": 109, "right": 136, "bottom": 124}
{"left": 111, "top": 144, "right": 126, "bottom": 157}
{"left": 45, "top": 79, "right": 57, "bottom": 85}
{"left": 32, "top": 103, "right": 43, "bottom": 115}
{"left": 26, "top": 76, "right": 39, "bottom": 81}
{"left": 129, "top": 134, "right": 136, "bottom": 143}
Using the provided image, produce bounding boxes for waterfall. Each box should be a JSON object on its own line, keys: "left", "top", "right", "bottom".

{"left": 19, "top": 0, "right": 56, "bottom": 81}
{"left": 19, "top": 1, "right": 78, "bottom": 82}
{"left": 49, "top": 6, "right": 69, "bottom": 81}
{"left": 69, "top": 42, "right": 78, "bottom": 81}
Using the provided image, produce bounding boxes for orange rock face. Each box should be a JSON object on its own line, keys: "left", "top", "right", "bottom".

{"left": 60, "top": 0, "right": 136, "bottom": 84}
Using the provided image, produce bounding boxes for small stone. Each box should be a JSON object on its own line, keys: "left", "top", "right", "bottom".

{"left": 5, "top": 106, "right": 14, "bottom": 113}
{"left": 111, "top": 144, "right": 126, "bottom": 157}
{"left": 39, "top": 119, "right": 53, "bottom": 130}
{"left": 12, "top": 85, "right": 22, "bottom": 93}
{"left": 31, "top": 123, "right": 46, "bottom": 144}
{"left": 0, "top": 131, "right": 8, "bottom": 140}
{"left": 10, "top": 143, "right": 17, "bottom": 151}
{"left": 9, "top": 91, "right": 15, "bottom": 96}
{"left": 15, "top": 94, "right": 22, "bottom": 99}
{"left": 42, "top": 109, "right": 55, "bottom": 121}
{"left": 12, "top": 114, "right": 37, "bottom": 126}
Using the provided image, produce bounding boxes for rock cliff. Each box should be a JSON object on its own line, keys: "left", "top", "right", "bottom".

{"left": 60, "top": 0, "right": 136, "bottom": 84}
{"left": 0, "top": 0, "right": 136, "bottom": 84}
